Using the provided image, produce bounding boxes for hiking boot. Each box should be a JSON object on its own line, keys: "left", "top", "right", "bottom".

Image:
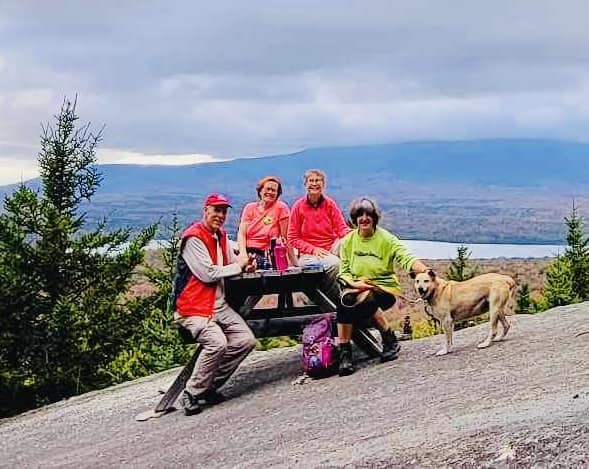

{"left": 181, "top": 390, "right": 203, "bottom": 416}
{"left": 380, "top": 329, "right": 400, "bottom": 362}
{"left": 338, "top": 343, "right": 355, "bottom": 376}
{"left": 198, "top": 389, "right": 227, "bottom": 406}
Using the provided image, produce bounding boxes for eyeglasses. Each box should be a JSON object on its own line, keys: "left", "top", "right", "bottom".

{"left": 306, "top": 178, "right": 324, "bottom": 184}
{"left": 350, "top": 199, "right": 377, "bottom": 219}
{"left": 354, "top": 209, "right": 374, "bottom": 217}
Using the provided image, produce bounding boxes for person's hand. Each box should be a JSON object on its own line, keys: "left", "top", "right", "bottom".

{"left": 412, "top": 260, "right": 429, "bottom": 274}
{"left": 237, "top": 250, "right": 249, "bottom": 264}
{"left": 347, "top": 280, "right": 375, "bottom": 291}
{"left": 237, "top": 252, "right": 252, "bottom": 270}
{"left": 313, "top": 247, "right": 331, "bottom": 258}
{"left": 241, "top": 253, "right": 257, "bottom": 273}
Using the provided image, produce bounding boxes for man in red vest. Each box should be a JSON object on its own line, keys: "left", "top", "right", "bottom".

{"left": 172, "top": 193, "right": 257, "bottom": 416}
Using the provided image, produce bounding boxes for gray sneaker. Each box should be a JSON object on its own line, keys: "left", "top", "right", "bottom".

{"left": 181, "top": 391, "right": 203, "bottom": 416}
{"left": 197, "top": 389, "right": 227, "bottom": 406}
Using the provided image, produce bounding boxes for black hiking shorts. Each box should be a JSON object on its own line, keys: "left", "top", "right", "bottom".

{"left": 336, "top": 290, "right": 396, "bottom": 325}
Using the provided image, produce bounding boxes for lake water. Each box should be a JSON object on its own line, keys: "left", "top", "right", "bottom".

{"left": 401, "top": 239, "right": 564, "bottom": 260}
{"left": 147, "top": 239, "right": 564, "bottom": 259}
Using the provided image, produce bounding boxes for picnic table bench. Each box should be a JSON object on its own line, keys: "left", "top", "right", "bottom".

{"left": 153, "top": 267, "right": 383, "bottom": 414}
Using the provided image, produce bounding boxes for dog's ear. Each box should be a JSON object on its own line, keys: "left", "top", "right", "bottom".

{"left": 427, "top": 269, "right": 436, "bottom": 279}
{"left": 409, "top": 271, "right": 417, "bottom": 279}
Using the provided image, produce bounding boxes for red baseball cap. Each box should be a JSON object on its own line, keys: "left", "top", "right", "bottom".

{"left": 204, "top": 193, "right": 232, "bottom": 208}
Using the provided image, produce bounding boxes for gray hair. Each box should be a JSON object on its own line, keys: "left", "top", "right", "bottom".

{"left": 349, "top": 197, "right": 381, "bottom": 227}
{"left": 303, "top": 169, "right": 327, "bottom": 185}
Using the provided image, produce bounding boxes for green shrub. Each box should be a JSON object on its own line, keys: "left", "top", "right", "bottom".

{"left": 411, "top": 318, "right": 439, "bottom": 339}
{"left": 516, "top": 283, "right": 532, "bottom": 314}
{"left": 256, "top": 336, "right": 299, "bottom": 351}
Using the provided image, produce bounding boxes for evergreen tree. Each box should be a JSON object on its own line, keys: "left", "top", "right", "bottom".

{"left": 540, "top": 203, "right": 589, "bottom": 311}
{"left": 563, "top": 203, "right": 589, "bottom": 301}
{"left": 447, "top": 245, "right": 478, "bottom": 281}
{"left": 104, "top": 213, "right": 192, "bottom": 382}
{"left": 543, "top": 254, "right": 575, "bottom": 308}
{"left": 0, "top": 98, "right": 155, "bottom": 416}
{"left": 516, "top": 283, "right": 532, "bottom": 314}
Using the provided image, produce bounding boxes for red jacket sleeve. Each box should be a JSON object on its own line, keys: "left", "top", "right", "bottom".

{"left": 330, "top": 199, "right": 351, "bottom": 239}
{"left": 287, "top": 200, "right": 316, "bottom": 254}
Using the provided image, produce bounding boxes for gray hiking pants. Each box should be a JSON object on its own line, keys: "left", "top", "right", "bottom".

{"left": 175, "top": 304, "right": 256, "bottom": 396}
{"left": 298, "top": 253, "right": 340, "bottom": 305}
{"left": 297, "top": 239, "right": 343, "bottom": 306}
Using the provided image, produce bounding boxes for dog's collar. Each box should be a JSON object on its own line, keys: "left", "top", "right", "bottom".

{"left": 423, "top": 300, "right": 436, "bottom": 321}
{"left": 421, "top": 291, "right": 435, "bottom": 303}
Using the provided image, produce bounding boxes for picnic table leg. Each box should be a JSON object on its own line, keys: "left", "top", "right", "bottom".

{"left": 303, "top": 287, "right": 383, "bottom": 359}
{"left": 278, "top": 290, "right": 294, "bottom": 311}
{"left": 352, "top": 328, "right": 382, "bottom": 359}
{"left": 239, "top": 294, "right": 263, "bottom": 317}
{"left": 303, "top": 287, "right": 338, "bottom": 313}
{"left": 154, "top": 346, "right": 201, "bottom": 413}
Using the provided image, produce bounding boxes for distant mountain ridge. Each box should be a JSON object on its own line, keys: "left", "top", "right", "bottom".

{"left": 2, "top": 139, "right": 589, "bottom": 244}
{"left": 67, "top": 138, "right": 589, "bottom": 193}
{"left": 5, "top": 138, "right": 588, "bottom": 193}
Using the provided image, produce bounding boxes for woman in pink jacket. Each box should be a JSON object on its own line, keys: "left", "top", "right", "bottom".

{"left": 287, "top": 169, "right": 350, "bottom": 302}
{"left": 237, "top": 175, "right": 294, "bottom": 267}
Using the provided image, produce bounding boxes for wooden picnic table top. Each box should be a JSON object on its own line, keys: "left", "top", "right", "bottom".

{"left": 226, "top": 266, "right": 325, "bottom": 292}
{"left": 225, "top": 268, "right": 383, "bottom": 362}
{"left": 225, "top": 267, "right": 336, "bottom": 338}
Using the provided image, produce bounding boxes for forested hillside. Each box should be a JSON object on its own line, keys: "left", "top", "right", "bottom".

{"left": 2, "top": 139, "right": 589, "bottom": 243}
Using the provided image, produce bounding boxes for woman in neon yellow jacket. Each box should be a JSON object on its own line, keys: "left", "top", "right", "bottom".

{"left": 337, "top": 197, "right": 428, "bottom": 376}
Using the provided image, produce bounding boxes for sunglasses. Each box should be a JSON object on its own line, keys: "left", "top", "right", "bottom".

{"left": 351, "top": 199, "right": 377, "bottom": 217}
{"left": 210, "top": 206, "right": 229, "bottom": 214}
{"left": 353, "top": 209, "right": 375, "bottom": 217}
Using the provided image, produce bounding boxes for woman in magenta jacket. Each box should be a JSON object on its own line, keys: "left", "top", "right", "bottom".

{"left": 287, "top": 169, "right": 350, "bottom": 302}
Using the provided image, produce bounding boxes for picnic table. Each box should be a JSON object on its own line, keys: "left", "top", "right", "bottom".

{"left": 152, "top": 267, "right": 383, "bottom": 414}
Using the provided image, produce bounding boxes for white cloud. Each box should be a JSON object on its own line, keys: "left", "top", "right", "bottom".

{"left": 0, "top": 149, "right": 223, "bottom": 186}
{"left": 2, "top": 0, "right": 589, "bottom": 173}
{"left": 11, "top": 88, "right": 55, "bottom": 110}
{"left": 96, "top": 148, "right": 222, "bottom": 166}
{"left": 0, "top": 157, "right": 39, "bottom": 185}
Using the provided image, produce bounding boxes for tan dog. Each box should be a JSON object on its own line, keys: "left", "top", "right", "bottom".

{"left": 410, "top": 270, "right": 516, "bottom": 356}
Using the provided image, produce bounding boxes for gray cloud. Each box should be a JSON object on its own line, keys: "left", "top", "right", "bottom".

{"left": 1, "top": 0, "right": 589, "bottom": 180}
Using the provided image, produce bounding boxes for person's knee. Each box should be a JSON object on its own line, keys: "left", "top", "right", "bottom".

{"left": 202, "top": 334, "right": 228, "bottom": 355}
{"left": 243, "top": 332, "right": 257, "bottom": 352}
{"left": 231, "top": 331, "right": 256, "bottom": 353}
{"left": 338, "top": 303, "right": 377, "bottom": 326}
{"left": 323, "top": 255, "right": 341, "bottom": 271}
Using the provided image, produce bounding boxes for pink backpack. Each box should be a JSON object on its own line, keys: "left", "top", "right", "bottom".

{"left": 301, "top": 314, "right": 338, "bottom": 378}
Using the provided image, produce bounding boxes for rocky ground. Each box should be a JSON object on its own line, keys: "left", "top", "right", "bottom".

{"left": 1, "top": 305, "right": 588, "bottom": 468}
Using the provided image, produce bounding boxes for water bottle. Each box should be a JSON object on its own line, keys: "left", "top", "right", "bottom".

{"left": 262, "top": 250, "right": 272, "bottom": 270}
{"left": 254, "top": 251, "right": 268, "bottom": 270}
{"left": 273, "top": 238, "right": 288, "bottom": 271}
{"left": 270, "top": 238, "right": 277, "bottom": 270}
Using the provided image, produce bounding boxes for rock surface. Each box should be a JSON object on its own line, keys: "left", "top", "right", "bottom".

{"left": 1, "top": 305, "right": 588, "bottom": 468}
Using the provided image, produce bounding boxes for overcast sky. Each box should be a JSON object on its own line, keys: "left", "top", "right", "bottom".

{"left": 1, "top": 0, "right": 589, "bottom": 184}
